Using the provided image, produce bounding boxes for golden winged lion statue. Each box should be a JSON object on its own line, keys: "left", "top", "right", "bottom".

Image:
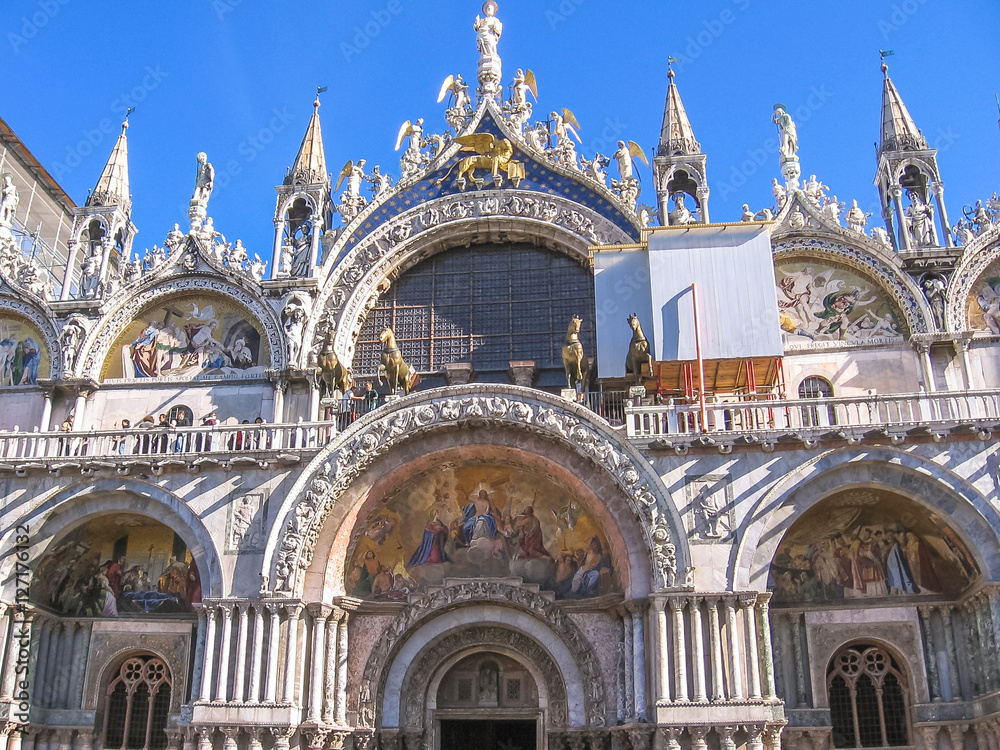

{"left": 436, "top": 133, "right": 524, "bottom": 189}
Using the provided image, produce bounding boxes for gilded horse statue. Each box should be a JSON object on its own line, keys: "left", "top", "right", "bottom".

{"left": 378, "top": 328, "right": 419, "bottom": 395}
{"left": 561, "top": 315, "right": 590, "bottom": 391}
{"left": 316, "top": 327, "right": 353, "bottom": 400}
{"left": 625, "top": 313, "right": 653, "bottom": 384}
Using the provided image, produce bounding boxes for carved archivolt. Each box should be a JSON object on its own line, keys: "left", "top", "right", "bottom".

{"left": 265, "top": 387, "right": 684, "bottom": 597}
{"left": 78, "top": 276, "right": 286, "bottom": 379}
{"left": 0, "top": 292, "right": 62, "bottom": 379}
{"left": 361, "top": 583, "right": 603, "bottom": 729}
{"left": 773, "top": 238, "right": 930, "bottom": 335}
{"left": 304, "top": 191, "right": 633, "bottom": 364}
{"left": 947, "top": 235, "right": 1000, "bottom": 332}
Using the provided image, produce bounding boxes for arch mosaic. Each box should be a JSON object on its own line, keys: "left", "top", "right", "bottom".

{"left": 306, "top": 191, "right": 634, "bottom": 364}
{"left": 0, "top": 478, "right": 223, "bottom": 600}
{"left": 733, "top": 447, "right": 1000, "bottom": 590}
{"left": 364, "top": 584, "right": 603, "bottom": 729}
{"left": 264, "top": 385, "right": 686, "bottom": 597}
{"left": 947, "top": 236, "right": 1000, "bottom": 333}
{"left": 773, "top": 239, "right": 930, "bottom": 338}
{"left": 0, "top": 301, "right": 55, "bottom": 384}
{"left": 78, "top": 276, "right": 285, "bottom": 380}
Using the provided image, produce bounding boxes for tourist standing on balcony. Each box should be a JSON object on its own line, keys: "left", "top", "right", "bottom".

{"left": 362, "top": 381, "right": 379, "bottom": 414}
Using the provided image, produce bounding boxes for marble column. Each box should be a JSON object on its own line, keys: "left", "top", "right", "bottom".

{"left": 723, "top": 597, "right": 744, "bottom": 700}
{"left": 307, "top": 604, "right": 330, "bottom": 723}
{"left": 629, "top": 601, "right": 646, "bottom": 720}
{"left": 707, "top": 597, "right": 724, "bottom": 701}
{"left": 746, "top": 725, "right": 765, "bottom": 750}
{"left": 947, "top": 724, "right": 967, "bottom": 750}
{"left": 919, "top": 606, "right": 941, "bottom": 702}
{"left": 742, "top": 596, "right": 762, "bottom": 700}
{"left": 689, "top": 726, "right": 709, "bottom": 750}
{"left": 6, "top": 731, "right": 22, "bottom": 750}
{"left": 54, "top": 621, "right": 73, "bottom": 706}
{"left": 336, "top": 610, "right": 350, "bottom": 723}
{"left": 789, "top": 613, "right": 808, "bottom": 707}
{"left": 718, "top": 725, "right": 737, "bottom": 750}
{"left": 974, "top": 597, "right": 996, "bottom": 692}
{"left": 653, "top": 600, "right": 670, "bottom": 703}
{"left": 962, "top": 602, "right": 983, "bottom": 696}
{"left": 220, "top": 727, "right": 239, "bottom": 750}
{"left": 271, "top": 728, "right": 293, "bottom": 750}
{"left": 621, "top": 608, "right": 634, "bottom": 716}
{"left": 233, "top": 603, "right": 250, "bottom": 702}
{"left": 689, "top": 597, "right": 707, "bottom": 702}
{"left": 763, "top": 725, "right": 783, "bottom": 750}
{"left": 33, "top": 618, "right": 53, "bottom": 707}
{"left": 76, "top": 731, "right": 94, "bottom": 750}
{"left": 0, "top": 605, "right": 8, "bottom": 689}
{"left": 199, "top": 605, "right": 217, "bottom": 702}
{"left": 216, "top": 603, "right": 234, "bottom": 701}
{"left": 66, "top": 623, "right": 90, "bottom": 709}
{"left": 190, "top": 606, "right": 207, "bottom": 703}
{"left": 758, "top": 597, "right": 777, "bottom": 700}
{"left": 39, "top": 392, "right": 53, "bottom": 432}
{"left": 656, "top": 728, "right": 682, "bottom": 750}
{"left": 2, "top": 612, "right": 32, "bottom": 699}
{"left": 941, "top": 606, "right": 961, "bottom": 701}
{"left": 669, "top": 598, "right": 688, "bottom": 702}
{"left": 324, "top": 610, "right": 343, "bottom": 723}
{"left": 248, "top": 728, "right": 265, "bottom": 750}
{"left": 265, "top": 603, "right": 281, "bottom": 702}
{"left": 282, "top": 603, "right": 303, "bottom": 704}
{"left": 248, "top": 604, "right": 265, "bottom": 702}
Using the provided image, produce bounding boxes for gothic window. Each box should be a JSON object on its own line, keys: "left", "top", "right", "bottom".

{"left": 827, "top": 644, "right": 909, "bottom": 748}
{"left": 102, "top": 655, "right": 172, "bottom": 750}
{"left": 352, "top": 244, "right": 596, "bottom": 385}
{"left": 798, "top": 376, "right": 835, "bottom": 427}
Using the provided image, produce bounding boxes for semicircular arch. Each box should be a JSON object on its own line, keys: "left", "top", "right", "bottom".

{"left": 732, "top": 446, "right": 1000, "bottom": 590}
{"left": 307, "top": 191, "right": 633, "bottom": 363}
{"left": 79, "top": 277, "right": 285, "bottom": 380}
{"left": 773, "top": 238, "right": 932, "bottom": 336}
{"left": 263, "top": 385, "right": 686, "bottom": 599}
{"left": 0, "top": 292, "right": 61, "bottom": 379}
{"left": 0, "top": 478, "right": 223, "bottom": 600}
{"left": 947, "top": 234, "right": 1000, "bottom": 332}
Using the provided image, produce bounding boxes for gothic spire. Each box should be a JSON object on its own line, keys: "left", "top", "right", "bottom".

{"left": 657, "top": 67, "right": 700, "bottom": 157}
{"left": 286, "top": 95, "right": 328, "bottom": 186}
{"left": 878, "top": 61, "right": 927, "bottom": 153}
{"left": 88, "top": 118, "right": 130, "bottom": 210}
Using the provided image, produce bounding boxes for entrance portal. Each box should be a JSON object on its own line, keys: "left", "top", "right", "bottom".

{"left": 440, "top": 720, "right": 537, "bottom": 750}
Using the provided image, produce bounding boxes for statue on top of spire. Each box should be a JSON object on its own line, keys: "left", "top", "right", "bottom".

{"left": 772, "top": 103, "right": 801, "bottom": 190}
{"left": 475, "top": 1, "right": 503, "bottom": 101}
{"left": 188, "top": 152, "right": 215, "bottom": 232}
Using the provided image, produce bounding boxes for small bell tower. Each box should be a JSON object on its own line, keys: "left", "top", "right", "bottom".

{"left": 63, "top": 116, "right": 137, "bottom": 299}
{"left": 273, "top": 90, "right": 333, "bottom": 279}
{"left": 653, "top": 63, "right": 709, "bottom": 226}
{"left": 874, "top": 58, "right": 953, "bottom": 253}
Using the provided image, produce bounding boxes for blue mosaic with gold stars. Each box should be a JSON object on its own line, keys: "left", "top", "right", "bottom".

{"left": 331, "top": 111, "right": 641, "bottom": 266}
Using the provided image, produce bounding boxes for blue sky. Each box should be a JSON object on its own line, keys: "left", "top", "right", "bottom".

{"left": 3, "top": 0, "right": 998, "bottom": 262}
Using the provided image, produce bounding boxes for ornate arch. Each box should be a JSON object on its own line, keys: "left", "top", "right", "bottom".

{"left": 772, "top": 237, "right": 932, "bottom": 335}
{"left": 305, "top": 191, "right": 633, "bottom": 363}
{"left": 78, "top": 275, "right": 285, "bottom": 379}
{"left": 263, "top": 385, "right": 686, "bottom": 597}
{"left": 363, "top": 584, "right": 604, "bottom": 729}
{"left": 277, "top": 191, "right": 320, "bottom": 219}
{"left": 87, "top": 646, "right": 184, "bottom": 714}
{"left": 732, "top": 446, "right": 1000, "bottom": 590}
{"left": 946, "top": 232, "right": 1000, "bottom": 332}
{"left": 0, "top": 477, "right": 223, "bottom": 599}
{"left": 0, "top": 290, "right": 62, "bottom": 378}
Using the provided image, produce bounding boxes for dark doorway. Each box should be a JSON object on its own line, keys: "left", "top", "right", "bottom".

{"left": 440, "top": 719, "right": 536, "bottom": 750}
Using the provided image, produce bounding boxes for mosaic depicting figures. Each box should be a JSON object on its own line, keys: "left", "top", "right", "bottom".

{"left": 347, "top": 461, "right": 617, "bottom": 600}
{"left": 775, "top": 260, "right": 905, "bottom": 344}
{"left": 770, "top": 489, "right": 979, "bottom": 604}
{"left": 102, "top": 295, "right": 267, "bottom": 380}
{"left": 31, "top": 514, "right": 202, "bottom": 617}
{"left": 0, "top": 314, "right": 48, "bottom": 386}
{"left": 967, "top": 261, "right": 1000, "bottom": 333}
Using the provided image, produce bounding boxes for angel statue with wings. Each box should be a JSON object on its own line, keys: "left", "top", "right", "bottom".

{"left": 550, "top": 109, "right": 582, "bottom": 169}
{"left": 505, "top": 68, "right": 537, "bottom": 132}
{"left": 438, "top": 74, "right": 472, "bottom": 131}
{"left": 611, "top": 140, "right": 648, "bottom": 210}
{"left": 334, "top": 160, "right": 368, "bottom": 222}
{"left": 395, "top": 119, "right": 428, "bottom": 179}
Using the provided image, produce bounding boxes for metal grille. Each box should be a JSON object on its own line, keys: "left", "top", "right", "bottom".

{"left": 457, "top": 678, "right": 473, "bottom": 702}
{"left": 102, "top": 656, "right": 173, "bottom": 750}
{"left": 353, "top": 244, "right": 596, "bottom": 377}
{"left": 827, "top": 644, "right": 910, "bottom": 748}
{"left": 506, "top": 678, "right": 521, "bottom": 703}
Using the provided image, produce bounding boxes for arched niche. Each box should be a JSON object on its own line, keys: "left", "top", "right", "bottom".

{"left": 733, "top": 448, "right": 1000, "bottom": 591}
{"left": 340, "top": 447, "right": 622, "bottom": 602}
{"left": 99, "top": 292, "right": 270, "bottom": 381}
{"left": 961, "top": 255, "right": 1000, "bottom": 334}
{"left": 767, "top": 487, "right": 979, "bottom": 606}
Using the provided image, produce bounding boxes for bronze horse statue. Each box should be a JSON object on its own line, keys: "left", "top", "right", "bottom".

{"left": 625, "top": 313, "right": 653, "bottom": 384}
{"left": 561, "top": 315, "right": 590, "bottom": 391}
{"left": 316, "top": 328, "right": 353, "bottom": 400}
{"left": 378, "top": 328, "right": 419, "bottom": 395}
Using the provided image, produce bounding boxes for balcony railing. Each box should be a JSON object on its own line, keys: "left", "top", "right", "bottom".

{"left": 624, "top": 389, "right": 1000, "bottom": 440}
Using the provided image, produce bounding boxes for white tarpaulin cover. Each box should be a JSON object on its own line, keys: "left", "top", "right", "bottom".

{"left": 594, "top": 224, "right": 782, "bottom": 377}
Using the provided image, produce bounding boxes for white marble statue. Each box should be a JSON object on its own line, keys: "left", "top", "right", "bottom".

{"left": 870, "top": 226, "right": 892, "bottom": 248}
{"left": 165, "top": 223, "right": 185, "bottom": 249}
{"left": 844, "top": 200, "right": 871, "bottom": 233}
{"left": 669, "top": 193, "right": 696, "bottom": 225}
{"left": 741, "top": 204, "right": 756, "bottom": 222}
{"left": 823, "top": 195, "right": 844, "bottom": 224}
{"left": 771, "top": 178, "right": 786, "bottom": 210}
{"left": 367, "top": 165, "right": 393, "bottom": 197}
{"left": 80, "top": 248, "right": 102, "bottom": 298}
{"left": 0, "top": 174, "right": 18, "bottom": 233}
{"left": 474, "top": 1, "right": 502, "bottom": 58}
{"left": 802, "top": 175, "right": 828, "bottom": 204}
{"left": 772, "top": 104, "right": 798, "bottom": 161}
{"left": 905, "top": 190, "right": 934, "bottom": 246}
{"left": 192, "top": 152, "right": 214, "bottom": 206}
{"left": 952, "top": 218, "right": 975, "bottom": 246}
{"left": 613, "top": 140, "right": 635, "bottom": 181}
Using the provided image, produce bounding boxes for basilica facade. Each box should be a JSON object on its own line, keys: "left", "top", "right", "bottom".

{"left": 2, "top": 6, "right": 1000, "bottom": 750}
